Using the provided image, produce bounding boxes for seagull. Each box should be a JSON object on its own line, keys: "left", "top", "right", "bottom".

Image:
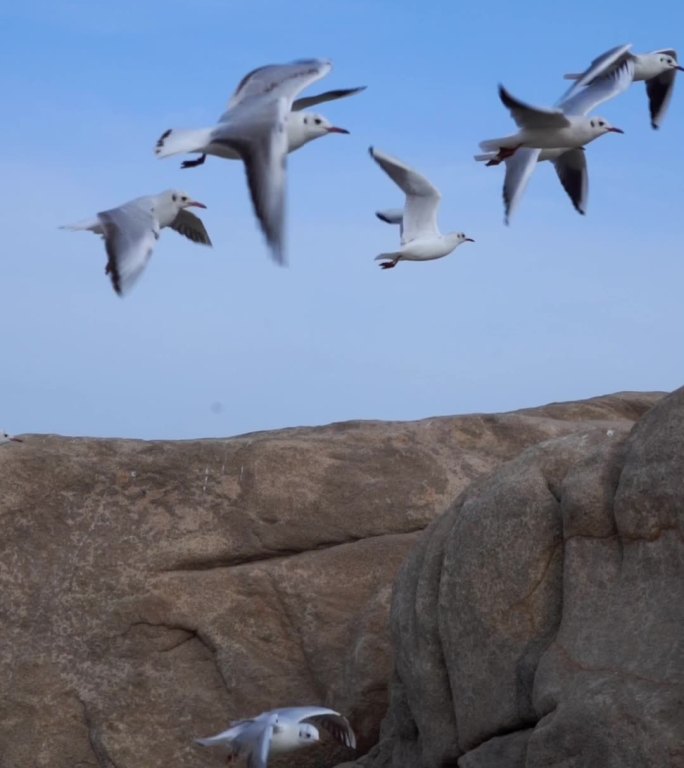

{"left": 479, "top": 70, "right": 628, "bottom": 168}
{"left": 61, "top": 190, "right": 211, "bottom": 296}
{"left": 155, "top": 59, "right": 362, "bottom": 264}
{"left": 1, "top": 430, "right": 22, "bottom": 444}
{"left": 477, "top": 60, "right": 634, "bottom": 222}
{"left": 369, "top": 146, "right": 473, "bottom": 270}
{"left": 562, "top": 43, "right": 683, "bottom": 129}
{"left": 194, "top": 706, "right": 356, "bottom": 767}
{"left": 179, "top": 86, "right": 364, "bottom": 169}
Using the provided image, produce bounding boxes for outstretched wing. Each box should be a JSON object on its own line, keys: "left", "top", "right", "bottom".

{"left": 369, "top": 146, "right": 441, "bottom": 243}
{"left": 498, "top": 85, "right": 569, "bottom": 129}
{"left": 559, "top": 43, "right": 633, "bottom": 101}
{"left": 502, "top": 147, "right": 542, "bottom": 225}
{"left": 227, "top": 59, "right": 332, "bottom": 112}
{"left": 552, "top": 148, "right": 588, "bottom": 215}
{"left": 214, "top": 98, "right": 289, "bottom": 264}
{"left": 646, "top": 51, "right": 679, "bottom": 128}
{"left": 98, "top": 201, "right": 159, "bottom": 296}
{"left": 170, "top": 209, "right": 212, "bottom": 246}
{"left": 246, "top": 716, "right": 276, "bottom": 768}
{"left": 276, "top": 707, "right": 356, "bottom": 749}
{"left": 292, "top": 85, "right": 366, "bottom": 111}
{"left": 558, "top": 57, "right": 634, "bottom": 115}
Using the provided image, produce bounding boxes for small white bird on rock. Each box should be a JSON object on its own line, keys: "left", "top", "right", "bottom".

{"left": 562, "top": 43, "right": 683, "bottom": 129}
{"left": 370, "top": 146, "right": 474, "bottom": 270}
{"left": 61, "top": 190, "right": 211, "bottom": 296}
{"left": 194, "top": 706, "right": 356, "bottom": 767}
{"left": 1, "top": 430, "right": 23, "bottom": 444}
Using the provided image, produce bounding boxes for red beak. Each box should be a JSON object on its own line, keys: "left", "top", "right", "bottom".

{"left": 10, "top": 437, "right": 23, "bottom": 442}
{"left": 608, "top": 127, "right": 624, "bottom": 134}
{"left": 326, "top": 126, "right": 350, "bottom": 134}
{"left": 187, "top": 201, "right": 207, "bottom": 209}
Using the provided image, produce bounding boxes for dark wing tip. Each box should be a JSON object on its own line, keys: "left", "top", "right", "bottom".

{"left": 368, "top": 145, "right": 375, "bottom": 159}
{"left": 375, "top": 211, "right": 390, "bottom": 223}
{"left": 497, "top": 84, "right": 517, "bottom": 110}
{"left": 156, "top": 129, "right": 172, "bottom": 149}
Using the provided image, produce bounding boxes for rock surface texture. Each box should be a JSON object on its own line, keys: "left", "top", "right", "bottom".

{"left": 0, "top": 392, "right": 668, "bottom": 768}
{"left": 340, "top": 387, "right": 684, "bottom": 768}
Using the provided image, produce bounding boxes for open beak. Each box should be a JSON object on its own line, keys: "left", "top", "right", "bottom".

{"left": 326, "top": 126, "right": 350, "bottom": 134}
{"left": 10, "top": 437, "right": 23, "bottom": 442}
{"left": 608, "top": 127, "right": 624, "bottom": 134}
{"left": 465, "top": 237, "right": 475, "bottom": 243}
{"left": 187, "top": 201, "right": 207, "bottom": 209}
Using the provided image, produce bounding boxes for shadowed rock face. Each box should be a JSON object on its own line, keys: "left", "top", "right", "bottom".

{"left": 0, "top": 392, "right": 663, "bottom": 768}
{"left": 339, "top": 387, "right": 684, "bottom": 768}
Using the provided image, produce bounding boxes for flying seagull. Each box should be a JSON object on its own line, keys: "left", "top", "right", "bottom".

{"left": 194, "top": 706, "right": 356, "bottom": 767}
{"left": 156, "top": 59, "right": 362, "bottom": 265}
{"left": 61, "top": 190, "right": 210, "bottom": 296}
{"left": 370, "top": 146, "right": 474, "bottom": 269}
{"left": 562, "top": 43, "right": 683, "bottom": 129}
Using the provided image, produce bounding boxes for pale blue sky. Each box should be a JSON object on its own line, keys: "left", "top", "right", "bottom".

{"left": 1, "top": 0, "right": 682, "bottom": 439}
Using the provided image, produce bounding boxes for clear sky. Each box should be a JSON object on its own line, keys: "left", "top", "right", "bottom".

{"left": 1, "top": 0, "right": 682, "bottom": 439}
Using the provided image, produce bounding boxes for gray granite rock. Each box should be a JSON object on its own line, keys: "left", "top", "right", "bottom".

{"left": 347, "top": 388, "right": 683, "bottom": 768}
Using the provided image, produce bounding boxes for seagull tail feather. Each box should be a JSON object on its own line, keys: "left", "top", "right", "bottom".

{"left": 478, "top": 137, "right": 508, "bottom": 152}
{"left": 194, "top": 737, "right": 230, "bottom": 748}
{"left": 374, "top": 251, "right": 402, "bottom": 261}
{"left": 563, "top": 73, "right": 582, "bottom": 81}
{"left": 155, "top": 127, "right": 214, "bottom": 159}
{"left": 59, "top": 217, "right": 102, "bottom": 233}
{"left": 473, "top": 152, "right": 497, "bottom": 162}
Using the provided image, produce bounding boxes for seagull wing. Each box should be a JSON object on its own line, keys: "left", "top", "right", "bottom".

{"left": 559, "top": 57, "right": 635, "bottom": 115}
{"left": 291, "top": 85, "right": 366, "bottom": 111}
{"left": 227, "top": 59, "right": 332, "bottom": 111}
{"left": 498, "top": 85, "right": 570, "bottom": 129}
{"left": 552, "top": 148, "right": 588, "bottom": 215}
{"left": 275, "top": 707, "right": 356, "bottom": 749}
{"left": 502, "top": 148, "right": 542, "bottom": 225}
{"left": 559, "top": 43, "right": 633, "bottom": 100}
{"left": 246, "top": 715, "right": 276, "bottom": 768}
{"left": 646, "top": 51, "right": 679, "bottom": 128}
{"left": 98, "top": 200, "right": 159, "bottom": 296}
{"left": 169, "top": 209, "right": 212, "bottom": 246}
{"left": 214, "top": 98, "right": 289, "bottom": 264}
{"left": 369, "top": 146, "right": 441, "bottom": 243}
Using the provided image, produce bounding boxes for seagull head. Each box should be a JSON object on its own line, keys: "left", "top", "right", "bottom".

{"left": 168, "top": 190, "right": 207, "bottom": 210}
{"left": 659, "top": 54, "right": 684, "bottom": 73}
{"left": 452, "top": 232, "right": 475, "bottom": 246}
{"left": 588, "top": 117, "right": 624, "bottom": 136}
{"left": 1, "top": 430, "right": 22, "bottom": 443}
{"left": 297, "top": 724, "right": 320, "bottom": 746}
{"left": 290, "top": 112, "right": 350, "bottom": 149}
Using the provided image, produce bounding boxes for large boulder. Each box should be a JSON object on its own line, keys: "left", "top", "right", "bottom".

{"left": 344, "top": 387, "right": 683, "bottom": 768}
{"left": 0, "top": 392, "right": 662, "bottom": 767}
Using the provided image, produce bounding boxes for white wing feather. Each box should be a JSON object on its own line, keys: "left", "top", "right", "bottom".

{"left": 98, "top": 201, "right": 160, "bottom": 296}
{"left": 369, "top": 147, "right": 441, "bottom": 244}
